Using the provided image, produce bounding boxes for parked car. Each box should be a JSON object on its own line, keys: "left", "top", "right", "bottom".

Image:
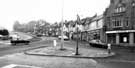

{"left": 89, "top": 40, "right": 107, "bottom": 48}
{"left": 58, "top": 35, "right": 69, "bottom": 40}
{"left": 10, "top": 39, "right": 30, "bottom": 45}
{"left": 10, "top": 34, "right": 30, "bottom": 45}
{"left": 36, "top": 34, "right": 43, "bottom": 37}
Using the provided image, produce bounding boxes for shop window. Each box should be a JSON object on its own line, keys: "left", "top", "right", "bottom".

{"left": 123, "top": 37, "right": 127, "bottom": 43}
{"left": 120, "top": 33, "right": 129, "bottom": 43}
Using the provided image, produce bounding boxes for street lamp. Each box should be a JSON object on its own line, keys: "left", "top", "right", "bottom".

{"left": 75, "top": 24, "right": 80, "bottom": 55}
{"left": 60, "top": 0, "right": 65, "bottom": 50}
{"left": 75, "top": 14, "right": 81, "bottom": 55}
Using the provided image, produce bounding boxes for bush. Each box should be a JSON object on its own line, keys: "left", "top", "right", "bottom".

{"left": 0, "top": 29, "right": 9, "bottom": 36}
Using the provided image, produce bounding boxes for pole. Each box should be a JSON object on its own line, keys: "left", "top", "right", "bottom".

{"left": 75, "top": 27, "right": 79, "bottom": 55}
{"left": 60, "top": 0, "right": 64, "bottom": 50}
{"left": 107, "top": 43, "right": 111, "bottom": 54}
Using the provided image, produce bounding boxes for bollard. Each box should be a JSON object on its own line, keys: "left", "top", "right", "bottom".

{"left": 107, "top": 44, "right": 111, "bottom": 54}
{"left": 53, "top": 40, "right": 57, "bottom": 47}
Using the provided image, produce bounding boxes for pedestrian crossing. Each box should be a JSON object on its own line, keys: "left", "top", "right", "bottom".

{"left": 1, "top": 64, "right": 41, "bottom": 68}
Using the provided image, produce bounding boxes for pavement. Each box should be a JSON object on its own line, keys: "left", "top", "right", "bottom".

{"left": 25, "top": 41, "right": 115, "bottom": 58}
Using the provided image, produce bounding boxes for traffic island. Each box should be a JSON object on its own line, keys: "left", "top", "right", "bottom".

{"left": 24, "top": 46, "right": 115, "bottom": 58}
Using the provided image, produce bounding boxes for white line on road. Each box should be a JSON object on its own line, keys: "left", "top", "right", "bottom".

{"left": 1, "top": 64, "right": 17, "bottom": 68}
{"left": 100, "top": 59, "right": 135, "bottom": 63}
{"left": 1, "top": 64, "right": 41, "bottom": 68}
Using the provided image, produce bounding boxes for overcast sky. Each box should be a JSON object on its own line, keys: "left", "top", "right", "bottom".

{"left": 0, "top": 0, "right": 109, "bottom": 31}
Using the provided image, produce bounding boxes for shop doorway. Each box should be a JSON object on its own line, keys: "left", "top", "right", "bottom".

{"left": 107, "top": 34, "right": 116, "bottom": 43}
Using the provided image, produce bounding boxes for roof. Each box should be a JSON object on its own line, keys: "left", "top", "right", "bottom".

{"left": 92, "top": 15, "right": 103, "bottom": 22}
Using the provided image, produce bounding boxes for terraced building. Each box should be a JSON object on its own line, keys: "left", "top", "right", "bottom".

{"left": 104, "top": 0, "right": 135, "bottom": 46}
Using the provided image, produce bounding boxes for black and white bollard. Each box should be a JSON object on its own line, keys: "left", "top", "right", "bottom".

{"left": 107, "top": 43, "right": 111, "bottom": 54}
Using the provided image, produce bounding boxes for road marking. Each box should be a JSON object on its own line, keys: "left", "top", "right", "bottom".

{"left": 109, "top": 60, "right": 135, "bottom": 63}
{"left": 98, "top": 59, "right": 135, "bottom": 63}
{"left": 0, "top": 41, "right": 11, "bottom": 45}
{"left": 1, "top": 64, "right": 41, "bottom": 68}
{"left": 1, "top": 64, "right": 17, "bottom": 68}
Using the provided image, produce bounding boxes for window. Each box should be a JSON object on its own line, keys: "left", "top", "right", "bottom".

{"left": 115, "top": 7, "right": 125, "bottom": 13}
{"left": 119, "top": 0, "right": 122, "bottom": 3}
{"left": 126, "top": 20, "right": 129, "bottom": 26}
{"left": 132, "top": 1, "right": 135, "bottom": 7}
{"left": 124, "top": 17, "right": 129, "bottom": 27}
{"left": 112, "top": 19, "right": 122, "bottom": 27}
{"left": 133, "top": 3, "right": 135, "bottom": 6}
{"left": 122, "top": 7, "right": 126, "bottom": 11}
{"left": 115, "top": 3, "right": 126, "bottom": 13}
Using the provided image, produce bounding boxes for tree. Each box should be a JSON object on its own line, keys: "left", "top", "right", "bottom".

{"left": 13, "top": 21, "right": 21, "bottom": 31}
{"left": 0, "top": 29, "right": 9, "bottom": 36}
{"left": 13, "top": 19, "right": 51, "bottom": 34}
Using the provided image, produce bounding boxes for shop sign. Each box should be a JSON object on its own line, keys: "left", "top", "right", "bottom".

{"left": 106, "top": 30, "right": 135, "bottom": 34}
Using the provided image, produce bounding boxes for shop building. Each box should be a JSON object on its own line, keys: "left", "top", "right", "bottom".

{"left": 104, "top": 0, "right": 135, "bottom": 46}
{"left": 87, "top": 15, "right": 105, "bottom": 42}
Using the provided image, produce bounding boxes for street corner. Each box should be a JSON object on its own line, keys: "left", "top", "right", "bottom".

{"left": 92, "top": 52, "right": 116, "bottom": 58}
{"left": 70, "top": 48, "right": 116, "bottom": 58}
{"left": 24, "top": 46, "right": 116, "bottom": 58}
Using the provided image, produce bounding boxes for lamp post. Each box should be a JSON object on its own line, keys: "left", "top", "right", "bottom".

{"left": 60, "top": 0, "right": 64, "bottom": 50}
{"left": 75, "top": 14, "right": 81, "bottom": 55}
{"left": 75, "top": 25, "right": 79, "bottom": 55}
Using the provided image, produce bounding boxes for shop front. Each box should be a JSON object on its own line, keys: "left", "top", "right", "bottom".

{"left": 106, "top": 30, "right": 135, "bottom": 46}
{"left": 81, "top": 31, "right": 88, "bottom": 41}
{"left": 87, "top": 29, "right": 101, "bottom": 41}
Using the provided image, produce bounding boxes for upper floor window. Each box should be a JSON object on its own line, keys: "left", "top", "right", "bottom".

{"left": 126, "top": 20, "right": 129, "bottom": 26}
{"left": 115, "top": 3, "right": 126, "bottom": 13}
{"left": 125, "top": 18, "right": 129, "bottom": 27}
{"left": 115, "top": 7, "right": 126, "bottom": 13}
{"left": 132, "top": 1, "right": 135, "bottom": 7}
{"left": 112, "top": 19, "right": 122, "bottom": 28}
{"left": 119, "top": 0, "right": 122, "bottom": 3}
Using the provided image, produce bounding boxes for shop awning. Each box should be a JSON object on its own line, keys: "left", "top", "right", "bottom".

{"left": 106, "top": 30, "right": 135, "bottom": 34}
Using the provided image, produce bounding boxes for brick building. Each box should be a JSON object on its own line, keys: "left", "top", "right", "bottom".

{"left": 104, "top": 0, "right": 135, "bottom": 46}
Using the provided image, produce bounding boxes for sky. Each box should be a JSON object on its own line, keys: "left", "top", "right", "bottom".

{"left": 0, "top": 0, "right": 110, "bottom": 31}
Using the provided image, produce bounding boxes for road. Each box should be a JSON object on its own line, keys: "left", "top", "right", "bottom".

{"left": 0, "top": 33, "right": 134, "bottom": 68}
